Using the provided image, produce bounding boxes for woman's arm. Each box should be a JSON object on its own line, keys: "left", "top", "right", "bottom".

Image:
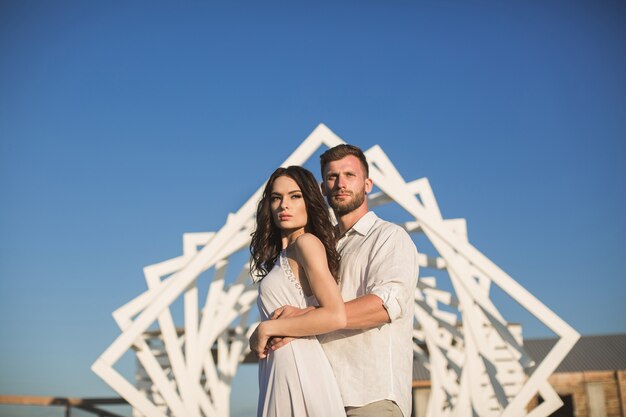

{"left": 250, "top": 233, "right": 346, "bottom": 358}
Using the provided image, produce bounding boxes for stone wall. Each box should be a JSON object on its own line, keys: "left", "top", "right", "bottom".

{"left": 548, "top": 370, "right": 626, "bottom": 417}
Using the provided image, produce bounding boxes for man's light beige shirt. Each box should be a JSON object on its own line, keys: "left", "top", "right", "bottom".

{"left": 319, "top": 211, "right": 419, "bottom": 417}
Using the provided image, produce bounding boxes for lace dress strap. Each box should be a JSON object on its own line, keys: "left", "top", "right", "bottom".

{"left": 280, "top": 250, "right": 303, "bottom": 296}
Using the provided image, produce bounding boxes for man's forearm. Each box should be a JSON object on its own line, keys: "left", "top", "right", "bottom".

{"left": 344, "top": 294, "right": 391, "bottom": 330}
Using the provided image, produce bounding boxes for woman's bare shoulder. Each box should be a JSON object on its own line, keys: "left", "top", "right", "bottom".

{"left": 293, "top": 233, "right": 325, "bottom": 258}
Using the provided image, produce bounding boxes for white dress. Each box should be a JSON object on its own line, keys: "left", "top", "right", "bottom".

{"left": 256, "top": 250, "right": 345, "bottom": 417}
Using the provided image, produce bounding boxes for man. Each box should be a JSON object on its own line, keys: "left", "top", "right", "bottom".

{"left": 270, "top": 144, "right": 419, "bottom": 417}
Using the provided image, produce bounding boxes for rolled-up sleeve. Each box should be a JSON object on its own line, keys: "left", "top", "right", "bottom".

{"left": 366, "top": 227, "right": 419, "bottom": 322}
{"left": 371, "top": 285, "right": 404, "bottom": 321}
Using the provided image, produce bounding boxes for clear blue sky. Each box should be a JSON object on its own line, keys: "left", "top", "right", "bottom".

{"left": 1, "top": 1, "right": 624, "bottom": 416}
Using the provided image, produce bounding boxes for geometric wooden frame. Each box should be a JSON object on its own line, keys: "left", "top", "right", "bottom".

{"left": 92, "top": 124, "right": 579, "bottom": 417}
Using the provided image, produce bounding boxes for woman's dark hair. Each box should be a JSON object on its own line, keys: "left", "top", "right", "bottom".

{"left": 250, "top": 166, "right": 340, "bottom": 282}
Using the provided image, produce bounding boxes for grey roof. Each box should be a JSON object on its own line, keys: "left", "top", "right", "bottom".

{"left": 524, "top": 333, "right": 626, "bottom": 373}
{"left": 413, "top": 333, "right": 626, "bottom": 381}
{"left": 413, "top": 359, "right": 430, "bottom": 381}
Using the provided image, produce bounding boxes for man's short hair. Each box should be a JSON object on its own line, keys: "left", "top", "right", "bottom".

{"left": 319, "top": 144, "right": 369, "bottom": 178}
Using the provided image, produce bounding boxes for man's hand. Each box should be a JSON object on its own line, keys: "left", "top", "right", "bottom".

{"left": 268, "top": 335, "right": 296, "bottom": 350}
{"left": 271, "top": 305, "right": 313, "bottom": 320}
{"left": 249, "top": 323, "right": 270, "bottom": 359}
{"left": 267, "top": 305, "right": 315, "bottom": 351}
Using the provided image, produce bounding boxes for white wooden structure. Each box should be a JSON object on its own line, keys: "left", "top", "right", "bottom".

{"left": 92, "top": 124, "right": 579, "bottom": 417}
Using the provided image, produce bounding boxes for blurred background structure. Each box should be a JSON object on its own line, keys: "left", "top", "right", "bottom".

{"left": 91, "top": 125, "right": 580, "bottom": 417}
{"left": 1, "top": 1, "right": 625, "bottom": 417}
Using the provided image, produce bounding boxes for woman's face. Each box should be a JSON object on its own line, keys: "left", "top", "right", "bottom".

{"left": 270, "top": 175, "right": 308, "bottom": 233}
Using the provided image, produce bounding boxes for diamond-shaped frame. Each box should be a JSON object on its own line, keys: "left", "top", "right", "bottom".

{"left": 92, "top": 124, "right": 579, "bottom": 417}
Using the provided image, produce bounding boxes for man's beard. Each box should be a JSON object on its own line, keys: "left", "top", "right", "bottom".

{"left": 328, "top": 187, "right": 366, "bottom": 216}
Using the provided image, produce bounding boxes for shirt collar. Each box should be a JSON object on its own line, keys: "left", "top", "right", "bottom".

{"left": 348, "top": 211, "right": 377, "bottom": 236}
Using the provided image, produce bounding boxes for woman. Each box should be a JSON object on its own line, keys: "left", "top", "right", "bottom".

{"left": 250, "top": 166, "right": 346, "bottom": 417}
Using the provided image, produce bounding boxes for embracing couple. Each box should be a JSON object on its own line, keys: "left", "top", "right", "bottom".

{"left": 249, "top": 144, "right": 419, "bottom": 417}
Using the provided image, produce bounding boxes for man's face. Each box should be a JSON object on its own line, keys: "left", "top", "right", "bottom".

{"left": 322, "top": 155, "right": 372, "bottom": 216}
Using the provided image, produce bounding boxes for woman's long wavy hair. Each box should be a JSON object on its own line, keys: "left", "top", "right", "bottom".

{"left": 250, "top": 166, "right": 340, "bottom": 283}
